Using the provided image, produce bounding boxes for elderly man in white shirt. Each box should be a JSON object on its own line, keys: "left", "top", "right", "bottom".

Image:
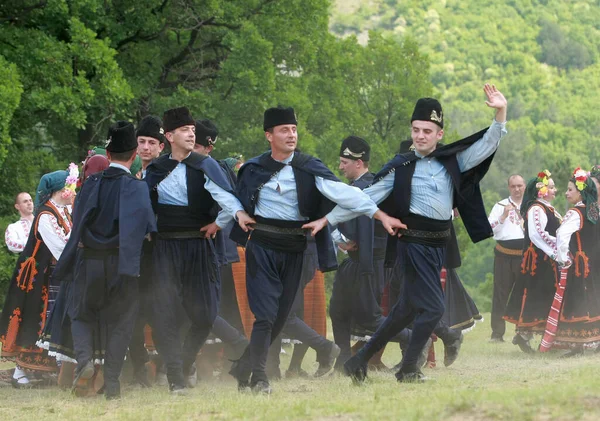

{"left": 487, "top": 175, "right": 525, "bottom": 342}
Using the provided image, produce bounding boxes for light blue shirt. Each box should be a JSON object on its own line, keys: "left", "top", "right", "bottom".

{"left": 254, "top": 153, "right": 379, "bottom": 221}
{"left": 157, "top": 154, "right": 244, "bottom": 228}
{"left": 109, "top": 162, "right": 131, "bottom": 174}
{"left": 327, "top": 119, "right": 507, "bottom": 225}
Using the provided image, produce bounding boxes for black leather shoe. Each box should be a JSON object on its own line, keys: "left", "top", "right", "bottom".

{"left": 512, "top": 334, "right": 534, "bottom": 354}
{"left": 169, "top": 383, "right": 187, "bottom": 395}
{"left": 105, "top": 382, "right": 121, "bottom": 401}
{"left": 395, "top": 369, "right": 428, "bottom": 383}
{"left": 251, "top": 380, "right": 272, "bottom": 395}
{"left": 315, "top": 343, "right": 341, "bottom": 377}
{"left": 229, "top": 360, "right": 250, "bottom": 392}
{"left": 444, "top": 333, "right": 464, "bottom": 366}
{"left": 343, "top": 355, "right": 368, "bottom": 384}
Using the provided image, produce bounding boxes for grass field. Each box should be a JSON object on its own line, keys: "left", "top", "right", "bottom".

{"left": 1, "top": 315, "right": 600, "bottom": 421}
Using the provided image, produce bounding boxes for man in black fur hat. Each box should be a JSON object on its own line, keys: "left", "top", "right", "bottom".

{"left": 125, "top": 115, "right": 167, "bottom": 387}
{"left": 228, "top": 106, "right": 401, "bottom": 394}
{"left": 145, "top": 107, "right": 254, "bottom": 394}
{"left": 329, "top": 136, "right": 398, "bottom": 370}
{"left": 54, "top": 121, "right": 157, "bottom": 399}
{"left": 305, "top": 84, "right": 508, "bottom": 384}
{"left": 136, "top": 115, "right": 166, "bottom": 177}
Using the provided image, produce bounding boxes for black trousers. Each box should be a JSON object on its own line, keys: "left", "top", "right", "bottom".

{"left": 282, "top": 278, "right": 330, "bottom": 361}
{"left": 491, "top": 250, "right": 522, "bottom": 339}
{"left": 212, "top": 315, "right": 248, "bottom": 357}
{"left": 128, "top": 253, "right": 154, "bottom": 372}
{"left": 330, "top": 257, "right": 387, "bottom": 366}
{"left": 70, "top": 253, "right": 139, "bottom": 387}
{"left": 235, "top": 242, "right": 304, "bottom": 385}
{"left": 149, "top": 238, "right": 220, "bottom": 387}
{"left": 354, "top": 242, "right": 446, "bottom": 371}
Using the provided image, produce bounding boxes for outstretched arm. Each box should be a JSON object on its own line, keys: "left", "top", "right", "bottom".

{"left": 457, "top": 84, "right": 508, "bottom": 172}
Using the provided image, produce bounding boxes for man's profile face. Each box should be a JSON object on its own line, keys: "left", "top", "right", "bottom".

{"left": 166, "top": 125, "right": 195, "bottom": 152}
{"left": 15, "top": 193, "right": 34, "bottom": 216}
{"left": 339, "top": 157, "right": 362, "bottom": 181}
{"left": 410, "top": 121, "right": 443, "bottom": 156}
{"left": 193, "top": 143, "right": 213, "bottom": 156}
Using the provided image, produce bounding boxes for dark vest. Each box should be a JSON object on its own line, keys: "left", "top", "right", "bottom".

{"left": 375, "top": 128, "right": 494, "bottom": 263}
{"left": 521, "top": 201, "right": 560, "bottom": 276}
{"left": 145, "top": 152, "right": 233, "bottom": 232}
{"left": 567, "top": 205, "right": 596, "bottom": 280}
{"left": 231, "top": 151, "right": 338, "bottom": 272}
{"left": 338, "top": 172, "right": 387, "bottom": 275}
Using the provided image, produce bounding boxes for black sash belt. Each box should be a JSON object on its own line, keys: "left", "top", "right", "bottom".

{"left": 157, "top": 231, "right": 205, "bottom": 240}
{"left": 249, "top": 216, "right": 307, "bottom": 253}
{"left": 398, "top": 213, "right": 452, "bottom": 247}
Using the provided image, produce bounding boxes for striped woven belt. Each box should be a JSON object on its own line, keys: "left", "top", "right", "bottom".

{"left": 398, "top": 228, "right": 451, "bottom": 239}
{"left": 495, "top": 243, "right": 523, "bottom": 256}
{"left": 253, "top": 223, "right": 306, "bottom": 236}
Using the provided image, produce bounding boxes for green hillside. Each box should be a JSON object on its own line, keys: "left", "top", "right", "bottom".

{"left": 331, "top": 0, "right": 600, "bottom": 292}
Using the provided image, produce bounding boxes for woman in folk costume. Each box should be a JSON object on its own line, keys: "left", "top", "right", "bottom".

{"left": 504, "top": 170, "right": 561, "bottom": 353}
{"left": 549, "top": 168, "right": 600, "bottom": 356}
{"left": 38, "top": 155, "right": 109, "bottom": 389}
{"left": 0, "top": 165, "right": 77, "bottom": 387}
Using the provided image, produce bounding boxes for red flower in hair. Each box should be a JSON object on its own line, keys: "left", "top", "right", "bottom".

{"left": 537, "top": 172, "right": 546, "bottom": 179}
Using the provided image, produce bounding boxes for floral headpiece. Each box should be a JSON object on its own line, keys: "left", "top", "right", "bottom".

{"left": 535, "top": 169, "right": 551, "bottom": 198}
{"left": 61, "top": 162, "right": 79, "bottom": 200}
{"left": 572, "top": 167, "right": 588, "bottom": 192}
{"left": 570, "top": 167, "right": 599, "bottom": 224}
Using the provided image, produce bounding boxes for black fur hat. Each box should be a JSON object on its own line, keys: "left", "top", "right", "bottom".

{"left": 136, "top": 115, "right": 166, "bottom": 143}
{"left": 105, "top": 121, "right": 137, "bottom": 153}
{"left": 263, "top": 106, "right": 297, "bottom": 131}
{"left": 195, "top": 119, "right": 219, "bottom": 146}
{"left": 411, "top": 98, "right": 444, "bottom": 128}
{"left": 339, "top": 136, "right": 370, "bottom": 161}
{"left": 163, "top": 107, "right": 195, "bottom": 132}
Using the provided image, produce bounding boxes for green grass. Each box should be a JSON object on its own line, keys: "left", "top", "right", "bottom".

{"left": 2, "top": 315, "right": 600, "bottom": 420}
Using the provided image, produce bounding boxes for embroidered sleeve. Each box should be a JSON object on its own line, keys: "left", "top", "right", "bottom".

{"left": 527, "top": 205, "right": 556, "bottom": 258}
{"left": 4, "top": 224, "right": 25, "bottom": 253}
{"left": 38, "top": 213, "right": 70, "bottom": 261}
{"left": 488, "top": 203, "right": 504, "bottom": 232}
{"left": 556, "top": 209, "right": 581, "bottom": 264}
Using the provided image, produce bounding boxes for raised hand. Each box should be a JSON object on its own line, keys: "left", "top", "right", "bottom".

{"left": 236, "top": 211, "right": 256, "bottom": 233}
{"left": 483, "top": 83, "right": 507, "bottom": 122}
{"left": 302, "top": 217, "right": 328, "bottom": 237}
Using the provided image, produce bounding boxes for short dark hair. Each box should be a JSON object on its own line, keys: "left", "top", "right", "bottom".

{"left": 14, "top": 192, "right": 28, "bottom": 204}
{"left": 109, "top": 148, "right": 137, "bottom": 163}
